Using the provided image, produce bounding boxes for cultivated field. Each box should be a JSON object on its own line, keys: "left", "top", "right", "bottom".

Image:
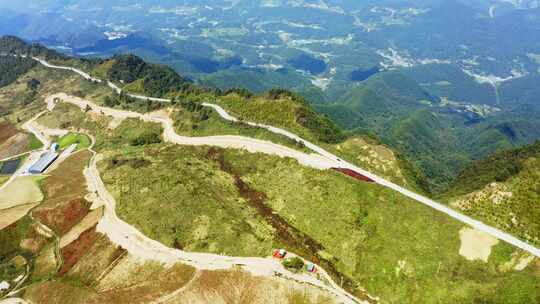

{"left": 0, "top": 176, "right": 43, "bottom": 209}
{"left": 0, "top": 202, "right": 39, "bottom": 230}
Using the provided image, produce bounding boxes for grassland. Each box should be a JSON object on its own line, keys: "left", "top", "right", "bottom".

{"left": 447, "top": 157, "right": 540, "bottom": 248}
{"left": 57, "top": 133, "right": 91, "bottom": 150}
{"left": 0, "top": 65, "right": 111, "bottom": 126}
{"left": 178, "top": 96, "right": 410, "bottom": 185}
{"left": 222, "top": 149, "right": 539, "bottom": 303}
{"left": 99, "top": 144, "right": 275, "bottom": 257}
{"left": 0, "top": 174, "right": 9, "bottom": 186}
{"left": 216, "top": 93, "right": 328, "bottom": 143}
{"left": 97, "top": 141, "right": 539, "bottom": 303}
{"left": 172, "top": 103, "right": 311, "bottom": 152}
{"left": 35, "top": 92, "right": 538, "bottom": 303}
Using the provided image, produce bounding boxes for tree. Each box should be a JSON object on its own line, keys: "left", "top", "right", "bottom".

{"left": 26, "top": 78, "right": 40, "bottom": 91}
{"left": 282, "top": 257, "right": 304, "bottom": 271}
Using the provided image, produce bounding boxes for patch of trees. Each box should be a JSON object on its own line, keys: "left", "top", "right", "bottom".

{"left": 445, "top": 140, "right": 540, "bottom": 196}
{"left": 0, "top": 56, "right": 36, "bottom": 88}
{"left": 104, "top": 92, "right": 163, "bottom": 113}
{"left": 108, "top": 54, "right": 194, "bottom": 97}
{"left": 107, "top": 157, "right": 152, "bottom": 169}
{"left": 130, "top": 130, "right": 162, "bottom": 146}
{"left": 26, "top": 78, "right": 40, "bottom": 91}
{"left": 0, "top": 36, "right": 66, "bottom": 60}
{"left": 266, "top": 88, "right": 305, "bottom": 102}
{"left": 295, "top": 106, "right": 345, "bottom": 144}
{"left": 220, "top": 87, "right": 253, "bottom": 99}
{"left": 350, "top": 66, "right": 381, "bottom": 82}
{"left": 287, "top": 54, "right": 327, "bottom": 74}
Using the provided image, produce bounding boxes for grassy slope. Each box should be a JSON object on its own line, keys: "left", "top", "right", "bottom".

{"left": 443, "top": 142, "right": 540, "bottom": 247}
{"left": 0, "top": 65, "right": 111, "bottom": 124}
{"left": 214, "top": 92, "right": 410, "bottom": 185}
{"left": 216, "top": 93, "right": 342, "bottom": 144}
{"left": 172, "top": 104, "right": 311, "bottom": 153}
{"left": 99, "top": 145, "right": 275, "bottom": 257}
{"left": 96, "top": 140, "right": 539, "bottom": 303}
{"left": 57, "top": 133, "right": 91, "bottom": 150}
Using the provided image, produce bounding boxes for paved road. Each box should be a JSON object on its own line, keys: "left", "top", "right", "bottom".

{"left": 204, "top": 104, "right": 540, "bottom": 258}
{"left": 29, "top": 57, "right": 540, "bottom": 257}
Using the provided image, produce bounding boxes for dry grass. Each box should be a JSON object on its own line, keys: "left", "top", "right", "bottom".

{"left": 39, "top": 150, "right": 91, "bottom": 209}
{"left": 32, "top": 242, "right": 59, "bottom": 280}
{"left": 0, "top": 176, "right": 43, "bottom": 209}
{"left": 168, "top": 268, "right": 339, "bottom": 304}
{"left": 33, "top": 151, "right": 93, "bottom": 238}
{"left": 64, "top": 232, "right": 126, "bottom": 285}
{"left": 0, "top": 202, "right": 39, "bottom": 230}
{"left": 33, "top": 198, "right": 91, "bottom": 236}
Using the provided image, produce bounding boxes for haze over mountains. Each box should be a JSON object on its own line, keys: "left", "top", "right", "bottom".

{"left": 1, "top": 0, "right": 539, "bottom": 192}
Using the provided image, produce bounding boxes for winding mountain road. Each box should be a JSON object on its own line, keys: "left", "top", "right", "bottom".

{"left": 40, "top": 96, "right": 366, "bottom": 304}
{"left": 26, "top": 57, "right": 540, "bottom": 258}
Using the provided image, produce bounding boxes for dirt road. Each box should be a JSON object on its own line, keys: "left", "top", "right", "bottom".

{"left": 28, "top": 99, "right": 364, "bottom": 304}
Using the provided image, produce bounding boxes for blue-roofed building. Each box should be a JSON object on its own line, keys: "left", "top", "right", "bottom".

{"left": 28, "top": 152, "right": 58, "bottom": 174}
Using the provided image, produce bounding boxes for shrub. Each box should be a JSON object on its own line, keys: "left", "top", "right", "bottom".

{"left": 130, "top": 131, "right": 161, "bottom": 146}
{"left": 282, "top": 257, "right": 304, "bottom": 270}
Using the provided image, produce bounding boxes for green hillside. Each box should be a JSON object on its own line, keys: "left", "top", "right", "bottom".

{"left": 443, "top": 141, "right": 540, "bottom": 247}
{"left": 445, "top": 141, "right": 540, "bottom": 196}
{"left": 319, "top": 69, "right": 540, "bottom": 193}
{"left": 93, "top": 54, "right": 195, "bottom": 97}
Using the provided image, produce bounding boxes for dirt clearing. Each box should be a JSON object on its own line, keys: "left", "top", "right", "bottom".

{"left": 0, "top": 176, "right": 43, "bottom": 209}
{"left": 0, "top": 120, "right": 18, "bottom": 144}
{"left": 459, "top": 227, "right": 499, "bottom": 262}
{"left": 167, "top": 268, "right": 339, "bottom": 304}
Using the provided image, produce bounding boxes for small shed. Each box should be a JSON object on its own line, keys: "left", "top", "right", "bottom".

{"left": 51, "top": 143, "right": 59, "bottom": 151}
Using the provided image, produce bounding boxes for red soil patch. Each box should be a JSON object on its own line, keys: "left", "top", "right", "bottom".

{"left": 33, "top": 198, "right": 91, "bottom": 236}
{"left": 58, "top": 226, "right": 99, "bottom": 276}
{"left": 333, "top": 167, "right": 375, "bottom": 183}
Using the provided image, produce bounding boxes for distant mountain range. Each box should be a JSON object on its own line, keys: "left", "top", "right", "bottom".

{"left": 0, "top": 0, "right": 539, "bottom": 192}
